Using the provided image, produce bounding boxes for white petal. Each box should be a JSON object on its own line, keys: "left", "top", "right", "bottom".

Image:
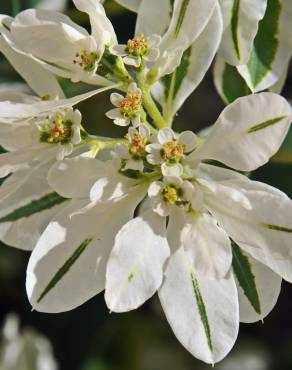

{"left": 153, "top": 200, "right": 171, "bottom": 217}
{"left": 146, "top": 153, "right": 163, "bottom": 165}
{"left": 161, "top": 163, "right": 183, "bottom": 177}
{"left": 157, "top": 127, "right": 175, "bottom": 144}
{"left": 178, "top": 130, "right": 197, "bottom": 152}
{"left": 123, "top": 56, "right": 141, "bottom": 67}
{"left": 114, "top": 117, "right": 130, "bottom": 127}
{"left": 124, "top": 158, "right": 143, "bottom": 172}
{"left": 105, "top": 108, "right": 122, "bottom": 120}
{"left": 138, "top": 123, "right": 150, "bottom": 139}
{"left": 148, "top": 181, "right": 163, "bottom": 198}
{"left": 159, "top": 248, "right": 239, "bottom": 364}
{"left": 110, "top": 92, "right": 124, "bottom": 107}
{"left": 110, "top": 44, "right": 127, "bottom": 57}
{"left": 48, "top": 157, "right": 106, "bottom": 199}
{"left": 190, "top": 92, "right": 292, "bottom": 171}
{"left": 131, "top": 115, "right": 141, "bottom": 127}
{"left": 105, "top": 211, "right": 169, "bottom": 312}
{"left": 26, "top": 187, "right": 146, "bottom": 313}
{"left": 182, "top": 213, "right": 232, "bottom": 279}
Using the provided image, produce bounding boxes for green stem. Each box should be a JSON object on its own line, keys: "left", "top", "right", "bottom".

{"left": 136, "top": 65, "right": 167, "bottom": 129}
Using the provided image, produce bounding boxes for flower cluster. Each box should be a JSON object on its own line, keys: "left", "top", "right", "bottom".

{"left": 0, "top": 0, "right": 291, "bottom": 365}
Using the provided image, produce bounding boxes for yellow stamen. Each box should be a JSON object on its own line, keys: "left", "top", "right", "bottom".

{"left": 161, "top": 141, "right": 185, "bottom": 163}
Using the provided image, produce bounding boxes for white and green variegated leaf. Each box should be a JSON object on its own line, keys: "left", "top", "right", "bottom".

{"left": 213, "top": 56, "right": 251, "bottom": 104}
{"left": 190, "top": 92, "right": 292, "bottom": 171}
{"left": 105, "top": 211, "right": 169, "bottom": 312}
{"left": 232, "top": 241, "right": 282, "bottom": 323}
{"left": 148, "top": 0, "right": 217, "bottom": 80}
{"left": 27, "top": 185, "right": 147, "bottom": 313}
{"left": 159, "top": 248, "right": 239, "bottom": 364}
{"left": 237, "top": 0, "right": 292, "bottom": 92}
{"left": 218, "top": 0, "right": 267, "bottom": 65}
{"left": 0, "top": 161, "right": 68, "bottom": 250}
{"left": 153, "top": 3, "right": 222, "bottom": 121}
{"left": 205, "top": 182, "right": 292, "bottom": 283}
{"left": 114, "top": 0, "right": 141, "bottom": 12}
{"left": 213, "top": 56, "right": 289, "bottom": 104}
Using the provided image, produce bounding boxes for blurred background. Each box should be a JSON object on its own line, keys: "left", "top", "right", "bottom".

{"left": 0, "top": 1, "right": 292, "bottom": 369}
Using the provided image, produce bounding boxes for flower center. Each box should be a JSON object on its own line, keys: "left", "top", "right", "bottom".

{"left": 126, "top": 35, "right": 148, "bottom": 57}
{"left": 119, "top": 93, "right": 142, "bottom": 118}
{"left": 73, "top": 50, "right": 99, "bottom": 72}
{"left": 161, "top": 185, "right": 180, "bottom": 205}
{"left": 161, "top": 141, "right": 185, "bottom": 163}
{"left": 129, "top": 133, "right": 148, "bottom": 158}
{"left": 39, "top": 113, "right": 73, "bottom": 144}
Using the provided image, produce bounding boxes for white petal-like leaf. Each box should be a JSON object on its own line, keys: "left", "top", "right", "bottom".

{"left": 26, "top": 186, "right": 146, "bottom": 313}
{"left": 105, "top": 211, "right": 170, "bottom": 312}
{"left": 48, "top": 157, "right": 106, "bottom": 199}
{"left": 190, "top": 92, "right": 292, "bottom": 171}
{"left": 218, "top": 0, "right": 267, "bottom": 65}
{"left": 0, "top": 161, "right": 68, "bottom": 250}
{"left": 149, "top": 0, "right": 217, "bottom": 80}
{"left": 0, "top": 35, "right": 64, "bottom": 99}
{"left": 182, "top": 212, "right": 232, "bottom": 279}
{"left": 159, "top": 248, "right": 239, "bottom": 364}
{"left": 237, "top": 0, "right": 292, "bottom": 92}
{"left": 205, "top": 182, "right": 292, "bottom": 283}
{"left": 154, "top": 3, "right": 222, "bottom": 118}
{"left": 232, "top": 242, "right": 281, "bottom": 323}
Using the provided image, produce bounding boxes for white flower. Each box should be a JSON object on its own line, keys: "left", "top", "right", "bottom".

{"left": 23, "top": 92, "right": 292, "bottom": 366}
{"left": 114, "top": 123, "right": 150, "bottom": 172}
{"left": 110, "top": 34, "right": 161, "bottom": 68}
{"left": 148, "top": 176, "right": 201, "bottom": 216}
{"left": 146, "top": 127, "right": 197, "bottom": 176}
{"left": 1, "top": 0, "right": 117, "bottom": 84}
{"left": 106, "top": 83, "right": 144, "bottom": 127}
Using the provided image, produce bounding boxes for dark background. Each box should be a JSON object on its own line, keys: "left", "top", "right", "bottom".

{"left": 0, "top": 1, "right": 292, "bottom": 369}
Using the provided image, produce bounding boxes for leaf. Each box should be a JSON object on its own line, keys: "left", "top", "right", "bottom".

{"left": 0, "top": 192, "right": 67, "bottom": 223}
{"left": 237, "top": 0, "right": 292, "bottom": 92}
{"left": 231, "top": 240, "right": 261, "bottom": 314}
